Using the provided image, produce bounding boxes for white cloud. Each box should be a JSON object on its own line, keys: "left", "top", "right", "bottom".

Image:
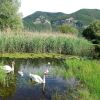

{"left": 19, "top": 0, "right": 100, "bottom": 17}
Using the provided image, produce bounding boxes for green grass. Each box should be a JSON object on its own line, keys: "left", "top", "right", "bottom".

{"left": 0, "top": 63, "right": 7, "bottom": 85}
{"left": 65, "top": 59, "right": 100, "bottom": 99}
{"left": 0, "top": 52, "right": 67, "bottom": 59}
{"left": 0, "top": 31, "right": 94, "bottom": 57}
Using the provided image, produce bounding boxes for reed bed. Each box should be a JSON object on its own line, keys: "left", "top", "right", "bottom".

{"left": 0, "top": 31, "right": 94, "bottom": 56}
{"left": 65, "top": 59, "right": 100, "bottom": 99}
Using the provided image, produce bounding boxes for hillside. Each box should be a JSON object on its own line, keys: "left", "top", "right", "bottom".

{"left": 70, "top": 9, "right": 100, "bottom": 25}
{"left": 23, "top": 9, "right": 100, "bottom": 31}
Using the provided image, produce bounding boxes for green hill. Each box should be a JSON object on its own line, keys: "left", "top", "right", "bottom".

{"left": 23, "top": 9, "right": 100, "bottom": 31}
{"left": 70, "top": 9, "right": 100, "bottom": 25}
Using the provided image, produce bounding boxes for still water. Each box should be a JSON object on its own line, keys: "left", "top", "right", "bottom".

{"left": 0, "top": 58, "right": 77, "bottom": 100}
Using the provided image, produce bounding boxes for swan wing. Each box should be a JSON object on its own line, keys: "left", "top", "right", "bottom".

{"left": 30, "top": 74, "right": 43, "bottom": 83}
{"left": 1, "top": 65, "right": 12, "bottom": 73}
{"left": 3, "top": 65, "right": 12, "bottom": 70}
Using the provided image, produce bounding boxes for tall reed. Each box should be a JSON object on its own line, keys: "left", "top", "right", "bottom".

{"left": 0, "top": 31, "right": 94, "bottom": 56}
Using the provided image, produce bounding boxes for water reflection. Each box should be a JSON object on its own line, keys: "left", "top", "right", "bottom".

{"left": 0, "top": 74, "right": 16, "bottom": 100}
{"left": 0, "top": 58, "right": 75, "bottom": 100}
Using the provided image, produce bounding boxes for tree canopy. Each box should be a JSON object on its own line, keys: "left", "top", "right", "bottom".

{"left": 82, "top": 20, "right": 100, "bottom": 44}
{"left": 89, "top": 20, "right": 100, "bottom": 35}
{"left": 82, "top": 20, "right": 100, "bottom": 38}
{"left": 0, "top": 0, "right": 23, "bottom": 31}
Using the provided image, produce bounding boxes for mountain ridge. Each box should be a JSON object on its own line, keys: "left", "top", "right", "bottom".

{"left": 23, "top": 9, "right": 100, "bottom": 31}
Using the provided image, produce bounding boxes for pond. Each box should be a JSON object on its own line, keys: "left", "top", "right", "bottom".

{"left": 0, "top": 58, "right": 78, "bottom": 100}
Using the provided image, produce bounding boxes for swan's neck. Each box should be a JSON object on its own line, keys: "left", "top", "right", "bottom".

{"left": 11, "top": 64, "right": 14, "bottom": 73}
{"left": 43, "top": 74, "right": 45, "bottom": 84}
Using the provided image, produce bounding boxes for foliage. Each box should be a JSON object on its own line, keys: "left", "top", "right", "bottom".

{"left": 0, "top": 32, "right": 94, "bottom": 57}
{"left": 89, "top": 20, "right": 100, "bottom": 33}
{"left": 82, "top": 20, "right": 100, "bottom": 58}
{"left": 82, "top": 20, "right": 100, "bottom": 44}
{"left": 58, "top": 24, "right": 79, "bottom": 35}
{"left": 0, "top": 63, "right": 7, "bottom": 85}
{"left": 82, "top": 27, "right": 95, "bottom": 40}
{"left": 93, "top": 44, "right": 100, "bottom": 58}
{"left": 0, "top": 73, "right": 16, "bottom": 100}
{"left": 65, "top": 59, "right": 100, "bottom": 99}
{"left": 0, "top": 0, "right": 23, "bottom": 31}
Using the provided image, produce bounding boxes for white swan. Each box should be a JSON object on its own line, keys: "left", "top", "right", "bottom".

{"left": 29, "top": 69, "right": 49, "bottom": 84}
{"left": 1, "top": 61, "right": 15, "bottom": 73}
{"left": 18, "top": 71, "right": 24, "bottom": 77}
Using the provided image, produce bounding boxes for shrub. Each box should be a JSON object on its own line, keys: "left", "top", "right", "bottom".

{"left": 58, "top": 24, "right": 79, "bottom": 35}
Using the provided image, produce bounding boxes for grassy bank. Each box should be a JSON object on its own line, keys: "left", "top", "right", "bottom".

{"left": 65, "top": 59, "right": 100, "bottom": 99}
{"left": 0, "top": 32, "right": 94, "bottom": 57}
{"left": 0, "top": 63, "right": 7, "bottom": 85}
{"left": 0, "top": 53, "right": 67, "bottom": 59}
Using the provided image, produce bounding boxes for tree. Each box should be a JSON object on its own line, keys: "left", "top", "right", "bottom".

{"left": 58, "top": 24, "right": 79, "bottom": 35}
{"left": 89, "top": 20, "right": 100, "bottom": 34}
{"left": 82, "top": 27, "right": 95, "bottom": 40}
{"left": 0, "top": 0, "right": 23, "bottom": 31}
{"left": 82, "top": 20, "right": 100, "bottom": 42}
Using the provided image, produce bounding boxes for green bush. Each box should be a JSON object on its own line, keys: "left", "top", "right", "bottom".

{"left": 58, "top": 24, "right": 79, "bottom": 35}
{"left": 0, "top": 64, "right": 7, "bottom": 85}
{"left": 82, "top": 20, "right": 100, "bottom": 42}
{"left": 82, "top": 27, "right": 95, "bottom": 39}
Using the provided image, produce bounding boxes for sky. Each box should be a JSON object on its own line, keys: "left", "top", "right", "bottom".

{"left": 19, "top": 0, "right": 100, "bottom": 17}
